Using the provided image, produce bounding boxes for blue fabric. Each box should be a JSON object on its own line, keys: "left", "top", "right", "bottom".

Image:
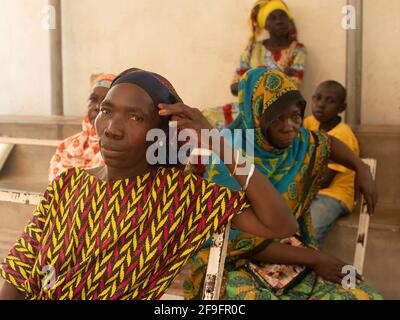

{"left": 201, "top": 68, "right": 312, "bottom": 247}
{"left": 205, "top": 68, "right": 311, "bottom": 194}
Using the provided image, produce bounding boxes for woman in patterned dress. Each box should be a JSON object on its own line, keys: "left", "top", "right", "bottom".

{"left": 184, "top": 68, "right": 382, "bottom": 300}
{"left": 0, "top": 68, "right": 297, "bottom": 300}
{"left": 204, "top": 0, "right": 306, "bottom": 133}
{"left": 231, "top": 0, "right": 306, "bottom": 95}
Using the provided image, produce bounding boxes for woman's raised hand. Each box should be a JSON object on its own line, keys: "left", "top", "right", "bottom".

{"left": 158, "top": 103, "right": 213, "bottom": 132}
{"left": 158, "top": 103, "right": 215, "bottom": 150}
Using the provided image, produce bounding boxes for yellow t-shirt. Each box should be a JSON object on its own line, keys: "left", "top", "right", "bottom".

{"left": 303, "top": 115, "right": 360, "bottom": 211}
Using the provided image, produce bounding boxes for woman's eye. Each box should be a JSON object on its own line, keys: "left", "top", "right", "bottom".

{"left": 130, "top": 114, "right": 143, "bottom": 122}
{"left": 100, "top": 108, "right": 111, "bottom": 115}
{"left": 269, "top": 119, "right": 280, "bottom": 127}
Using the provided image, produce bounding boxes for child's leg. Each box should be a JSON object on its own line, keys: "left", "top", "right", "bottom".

{"left": 310, "top": 194, "right": 349, "bottom": 248}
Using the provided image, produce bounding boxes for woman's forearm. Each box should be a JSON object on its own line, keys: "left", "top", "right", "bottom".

{"left": 213, "top": 136, "right": 298, "bottom": 237}
{"left": 252, "top": 242, "right": 318, "bottom": 268}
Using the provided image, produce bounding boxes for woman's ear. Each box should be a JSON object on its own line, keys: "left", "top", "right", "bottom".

{"left": 339, "top": 103, "right": 347, "bottom": 114}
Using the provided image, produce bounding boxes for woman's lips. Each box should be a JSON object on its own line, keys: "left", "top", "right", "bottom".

{"left": 314, "top": 110, "right": 324, "bottom": 117}
{"left": 279, "top": 135, "right": 296, "bottom": 145}
{"left": 281, "top": 138, "right": 294, "bottom": 145}
{"left": 100, "top": 144, "right": 125, "bottom": 157}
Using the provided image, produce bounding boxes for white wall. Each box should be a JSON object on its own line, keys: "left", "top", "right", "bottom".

{"left": 285, "top": 0, "right": 347, "bottom": 116}
{"left": 61, "top": 0, "right": 253, "bottom": 115}
{"left": 1, "top": 0, "right": 398, "bottom": 126}
{"left": 362, "top": 0, "right": 400, "bottom": 125}
{"left": 0, "top": 0, "right": 51, "bottom": 115}
{"left": 61, "top": 0, "right": 346, "bottom": 117}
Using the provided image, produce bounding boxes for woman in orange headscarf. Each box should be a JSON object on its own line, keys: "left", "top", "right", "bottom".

{"left": 48, "top": 73, "right": 116, "bottom": 180}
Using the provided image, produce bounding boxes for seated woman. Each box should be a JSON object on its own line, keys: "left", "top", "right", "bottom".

{"left": 184, "top": 68, "right": 382, "bottom": 300}
{"left": 231, "top": 0, "right": 306, "bottom": 95}
{"left": 48, "top": 73, "right": 116, "bottom": 180}
{"left": 204, "top": 0, "right": 306, "bottom": 130}
{"left": 0, "top": 68, "right": 297, "bottom": 300}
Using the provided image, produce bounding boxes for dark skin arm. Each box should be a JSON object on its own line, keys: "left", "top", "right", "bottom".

{"left": 283, "top": 67, "right": 298, "bottom": 77}
{"left": 252, "top": 242, "right": 363, "bottom": 284}
{"left": 230, "top": 83, "right": 239, "bottom": 97}
{"left": 320, "top": 168, "right": 338, "bottom": 189}
{"left": 0, "top": 282, "right": 24, "bottom": 300}
{"left": 158, "top": 103, "right": 298, "bottom": 239}
{"left": 329, "top": 136, "right": 377, "bottom": 214}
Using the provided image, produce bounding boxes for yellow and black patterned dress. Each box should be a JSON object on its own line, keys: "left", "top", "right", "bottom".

{"left": 0, "top": 166, "right": 249, "bottom": 300}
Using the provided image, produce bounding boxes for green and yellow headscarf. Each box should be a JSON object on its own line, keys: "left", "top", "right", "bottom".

{"left": 206, "top": 68, "right": 331, "bottom": 244}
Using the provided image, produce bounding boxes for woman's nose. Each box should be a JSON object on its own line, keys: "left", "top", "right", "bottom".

{"left": 281, "top": 118, "right": 296, "bottom": 132}
{"left": 105, "top": 118, "right": 124, "bottom": 140}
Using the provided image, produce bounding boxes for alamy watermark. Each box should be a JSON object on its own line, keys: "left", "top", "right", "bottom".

{"left": 145, "top": 122, "right": 254, "bottom": 175}
{"left": 342, "top": 5, "right": 357, "bottom": 30}
{"left": 341, "top": 265, "right": 357, "bottom": 289}
{"left": 41, "top": 265, "right": 56, "bottom": 290}
{"left": 41, "top": 5, "right": 56, "bottom": 30}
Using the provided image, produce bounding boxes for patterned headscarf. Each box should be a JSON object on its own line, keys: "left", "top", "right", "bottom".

{"left": 92, "top": 73, "right": 116, "bottom": 90}
{"left": 110, "top": 68, "right": 182, "bottom": 106}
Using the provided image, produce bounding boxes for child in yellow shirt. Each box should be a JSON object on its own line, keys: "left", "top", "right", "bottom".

{"left": 304, "top": 81, "right": 360, "bottom": 247}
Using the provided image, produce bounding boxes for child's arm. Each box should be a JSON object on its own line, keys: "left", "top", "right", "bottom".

{"left": 320, "top": 168, "right": 338, "bottom": 189}
{"left": 329, "top": 136, "right": 377, "bottom": 214}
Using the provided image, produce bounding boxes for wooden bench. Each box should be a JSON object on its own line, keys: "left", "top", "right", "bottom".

{"left": 353, "top": 158, "right": 377, "bottom": 275}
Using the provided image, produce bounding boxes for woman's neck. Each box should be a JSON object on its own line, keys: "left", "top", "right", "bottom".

{"left": 319, "top": 116, "right": 341, "bottom": 132}
{"left": 97, "top": 162, "right": 152, "bottom": 182}
{"left": 264, "top": 34, "right": 292, "bottom": 50}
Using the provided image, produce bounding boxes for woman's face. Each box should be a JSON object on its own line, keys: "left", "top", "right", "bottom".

{"left": 265, "top": 9, "right": 290, "bottom": 37}
{"left": 261, "top": 103, "right": 303, "bottom": 149}
{"left": 95, "top": 83, "right": 161, "bottom": 169}
{"left": 87, "top": 87, "right": 109, "bottom": 125}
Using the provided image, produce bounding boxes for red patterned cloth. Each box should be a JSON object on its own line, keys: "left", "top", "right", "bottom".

{"left": 48, "top": 115, "right": 104, "bottom": 180}
{"left": 1, "top": 167, "right": 249, "bottom": 300}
